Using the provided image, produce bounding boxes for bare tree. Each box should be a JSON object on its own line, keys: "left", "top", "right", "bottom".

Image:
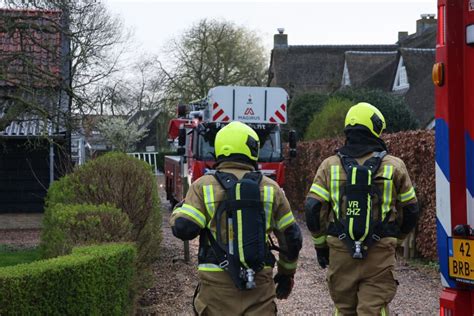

{"left": 159, "top": 18, "right": 268, "bottom": 102}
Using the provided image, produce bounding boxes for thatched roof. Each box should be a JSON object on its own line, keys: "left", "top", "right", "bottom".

{"left": 398, "top": 27, "right": 436, "bottom": 49}
{"left": 344, "top": 51, "right": 398, "bottom": 91}
{"left": 401, "top": 48, "right": 435, "bottom": 127}
{"left": 268, "top": 45, "right": 398, "bottom": 97}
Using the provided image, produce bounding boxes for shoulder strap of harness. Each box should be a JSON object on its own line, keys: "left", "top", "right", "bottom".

{"left": 337, "top": 152, "right": 359, "bottom": 175}
{"left": 362, "top": 151, "right": 387, "bottom": 174}
{"left": 337, "top": 151, "right": 387, "bottom": 176}
{"left": 242, "top": 171, "right": 263, "bottom": 184}
{"left": 214, "top": 171, "right": 239, "bottom": 191}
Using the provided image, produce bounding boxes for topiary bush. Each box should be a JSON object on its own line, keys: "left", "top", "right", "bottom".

{"left": 304, "top": 97, "right": 353, "bottom": 140}
{"left": 44, "top": 152, "right": 162, "bottom": 292}
{"left": 40, "top": 203, "right": 132, "bottom": 258}
{"left": 0, "top": 243, "right": 136, "bottom": 315}
{"left": 288, "top": 92, "right": 329, "bottom": 140}
{"left": 333, "top": 88, "right": 419, "bottom": 132}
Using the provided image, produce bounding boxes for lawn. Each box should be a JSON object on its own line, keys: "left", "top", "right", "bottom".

{"left": 0, "top": 245, "right": 40, "bottom": 268}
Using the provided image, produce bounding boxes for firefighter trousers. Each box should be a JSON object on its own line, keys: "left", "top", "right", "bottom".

{"left": 193, "top": 269, "right": 277, "bottom": 316}
{"left": 326, "top": 236, "right": 398, "bottom": 316}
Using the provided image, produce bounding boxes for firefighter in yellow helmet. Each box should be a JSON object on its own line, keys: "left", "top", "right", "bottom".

{"left": 305, "top": 102, "right": 419, "bottom": 315}
{"left": 171, "top": 121, "right": 302, "bottom": 316}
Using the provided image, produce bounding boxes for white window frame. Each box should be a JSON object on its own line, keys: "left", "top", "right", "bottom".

{"left": 341, "top": 60, "right": 351, "bottom": 87}
{"left": 393, "top": 56, "right": 410, "bottom": 91}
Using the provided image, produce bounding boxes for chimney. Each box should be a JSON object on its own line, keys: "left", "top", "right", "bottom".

{"left": 398, "top": 31, "right": 409, "bottom": 42}
{"left": 416, "top": 14, "right": 437, "bottom": 35}
{"left": 274, "top": 28, "right": 288, "bottom": 48}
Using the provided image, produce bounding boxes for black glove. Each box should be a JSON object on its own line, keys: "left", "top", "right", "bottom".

{"left": 273, "top": 274, "right": 294, "bottom": 300}
{"left": 315, "top": 247, "right": 329, "bottom": 269}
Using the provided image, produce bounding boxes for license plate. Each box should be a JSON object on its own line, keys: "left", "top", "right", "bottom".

{"left": 449, "top": 238, "right": 474, "bottom": 284}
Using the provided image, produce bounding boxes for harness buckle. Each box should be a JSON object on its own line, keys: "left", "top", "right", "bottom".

{"left": 338, "top": 233, "right": 347, "bottom": 240}
{"left": 219, "top": 260, "right": 229, "bottom": 268}
{"left": 372, "top": 234, "right": 381, "bottom": 241}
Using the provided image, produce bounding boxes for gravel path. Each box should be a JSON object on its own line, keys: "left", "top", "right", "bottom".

{"left": 0, "top": 185, "right": 441, "bottom": 315}
{"left": 138, "top": 189, "right": 442, "bottom": 315}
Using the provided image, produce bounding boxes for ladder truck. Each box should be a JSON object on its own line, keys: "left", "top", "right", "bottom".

{"left": 164, "top": 86, "right": 297, "bottom": 208}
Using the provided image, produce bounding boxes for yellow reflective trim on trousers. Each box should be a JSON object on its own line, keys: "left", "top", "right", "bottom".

{"left": 278, "top": 259, "right": 297, "bottom": 270}
{"left": 203, "top": 185, "right": 215, "bottom": 228}
{"left": 382, "top": 165, "right": 394, "bottom": 220}
{"left": 330, "top": 165, "right": 340, "bottom": 219}
{"left": 381, "top": 305, "right": 387, "bottom": 316}
{"left": 334, "top": 308, "right": 339, "bottom": 316}
{"left": 174, "top": 204, "right": 206, "bottom": 228}
{"left": 264, "top": 186, "right": 274, "bottom": 230}
{"left": 312, "top": 235, "right": 327, "bottom": 245}
{"left": 277, "top": 212, "right": 295, "bottom": 231}
{"left": 198, "top": 264, "right": 223, "bottom": 271}
{"left": 399, "top": 187, "right": 416, "bottom": 202}
{"left": 310, "top": 184, "right": 330, "bottom": 202}
{"left": 198, "top": 264, "right": 273, "bottom": 272}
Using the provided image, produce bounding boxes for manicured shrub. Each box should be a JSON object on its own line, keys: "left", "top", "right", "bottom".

{"left": 0, "top": 243, "right": 136, "bottom": 315}
{"left": 40, "top": 203, "right": 132, "bottom": 258}
{"left": 45, "top": 152, "right": 162, "bottom": 267}
{"left": 288, "top": 92, "right": 329, "bottom": 140}
{"left": 304, "top": 97, "right": 353, "bottom": 140}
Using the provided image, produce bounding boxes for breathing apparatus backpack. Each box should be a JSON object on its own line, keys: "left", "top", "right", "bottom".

{"left": 200, "top": 170, "right": 271, "bottom": 290}
{"left": 333, "top": 151, "right": 390, "bottom": 259}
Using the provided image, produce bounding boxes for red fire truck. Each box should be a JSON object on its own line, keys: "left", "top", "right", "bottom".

{"left": 164, "top": 86, "right": 296, "bottom": 207}
{"left": 434, "top": 0, "right": 474, "bottom": 314}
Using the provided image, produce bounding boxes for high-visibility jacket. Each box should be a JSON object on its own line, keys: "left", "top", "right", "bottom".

{"left": 170, "top": 161, "right": 301, "bottom": 276}
{"left": 306, "top": 152, "right": 418, "bottom": 249}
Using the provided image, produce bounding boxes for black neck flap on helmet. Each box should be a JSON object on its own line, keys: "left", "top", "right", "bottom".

{"left": 337, "top": 125, "right": 388, "bottom": 158}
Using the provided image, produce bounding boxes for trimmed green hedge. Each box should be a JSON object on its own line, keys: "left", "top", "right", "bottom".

{"left": 45, "top": 152, "right": 162, "bottom": 268}
{"left": 0, "top": 243, "right": 136, "bottom": 315}
{"left": 40, "top": 203, "right": 132, "bottom": 258}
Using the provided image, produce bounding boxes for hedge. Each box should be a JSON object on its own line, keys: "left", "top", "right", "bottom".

{"left": 284, "top": 130, "right": 436, "bottom": 259}
{"left": 45, "top": 152, "right": 162, "bottom": 268}
{"left": 40, "top": 203, "right": 132, "bottom": 259}
{"left": 0, "top": 243, "right": 136, "bottom": 315}
{"left": 304, "top": 97, "right": 353, "bottom": 140}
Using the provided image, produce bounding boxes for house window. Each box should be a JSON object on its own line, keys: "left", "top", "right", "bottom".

{"left": 341, "top": 60, "right": 351, "bottom": 87}
{"left": 393, "top": 56, "right": 410, "bottom": 91}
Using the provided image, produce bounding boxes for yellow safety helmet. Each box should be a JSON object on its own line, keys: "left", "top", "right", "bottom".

{"left": 344, "top": 102, "right": 386, "bottom": 138}
{"left": 215, "top": 121, "right": 260, "bottom": 161}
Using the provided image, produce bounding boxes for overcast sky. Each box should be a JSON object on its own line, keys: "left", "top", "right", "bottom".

{"left": 105, "top": 0, "right": 437, "bottom": 56}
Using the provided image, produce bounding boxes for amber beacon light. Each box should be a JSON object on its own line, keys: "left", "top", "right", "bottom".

{"left": 432, "top": 62, "right": 444, "bottom": 87}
